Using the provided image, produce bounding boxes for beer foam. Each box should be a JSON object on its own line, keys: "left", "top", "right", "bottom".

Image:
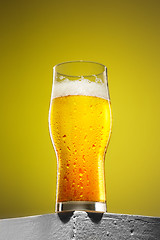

{"left": 52, "top": 78, "right": 109, "bottom": 100}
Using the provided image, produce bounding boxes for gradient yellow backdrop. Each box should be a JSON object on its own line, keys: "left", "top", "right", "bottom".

{"left": 0, "top": 0, "right": 160, "bottom": 218}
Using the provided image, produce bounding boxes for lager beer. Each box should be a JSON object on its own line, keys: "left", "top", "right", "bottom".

{"left": 50, "top": 95, "right": 111, "bottom": 202}
{"left": 49, "top": 74, "right": 112, "bottom": 212}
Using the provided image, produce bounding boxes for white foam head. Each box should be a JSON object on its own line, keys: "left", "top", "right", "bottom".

{"left": 52, "top": 78, "right": 109, "bottom": 100}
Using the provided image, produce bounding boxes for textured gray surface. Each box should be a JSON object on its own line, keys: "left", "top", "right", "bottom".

{"left": 0, "top": 211, "right": 160, "bottom": 240}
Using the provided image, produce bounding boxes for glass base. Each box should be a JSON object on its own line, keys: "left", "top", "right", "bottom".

{"left": 56, "top": 201, "right": 106, "bottom": 213}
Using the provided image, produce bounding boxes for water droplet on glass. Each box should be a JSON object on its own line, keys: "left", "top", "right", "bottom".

{"left": 79, "top": 169, "right": 83, "bottom": 177}
{"left": 72, "top": 180, "right": 75, "bottom": 188}
{"left": 64, "top": 176, "right": 68, "bottom": 181}
{"left": 92, "top": 144, "right": 96, "bottom": 149}
{"left": 67, "top": 146, "right": 71, "bottom": 151}
{"left": 66, "top": 164, "right": 69, "bottom": 168}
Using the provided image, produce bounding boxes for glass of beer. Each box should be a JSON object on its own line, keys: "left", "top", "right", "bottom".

{"left": 49, "top": 61, "right": 112, "bottom": 213}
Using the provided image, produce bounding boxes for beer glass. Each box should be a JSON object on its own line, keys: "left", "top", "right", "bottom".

{"left": 49, "top": 61, "right": 112, "bottom": 212}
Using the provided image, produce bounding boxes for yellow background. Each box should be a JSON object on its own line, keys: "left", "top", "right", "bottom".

{"left": 0, "top": 0, "right": 160, "bottom": 218}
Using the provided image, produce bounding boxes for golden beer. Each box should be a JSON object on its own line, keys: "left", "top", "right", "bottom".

{"left": 49, "top": 95, "right": 112, "bottom": 203}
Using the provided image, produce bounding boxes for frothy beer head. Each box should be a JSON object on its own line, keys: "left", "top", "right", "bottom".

{"left": 52, "top": 78, "right": 109, "bottom": 100}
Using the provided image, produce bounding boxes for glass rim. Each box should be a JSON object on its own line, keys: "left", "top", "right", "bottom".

{"left": 53, "top": 60, "right": 107, "bottom": 78}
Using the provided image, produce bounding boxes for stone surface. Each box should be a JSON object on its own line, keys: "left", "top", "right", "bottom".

{"left": 0, "top": 212, "right": 160, "bottom": 240}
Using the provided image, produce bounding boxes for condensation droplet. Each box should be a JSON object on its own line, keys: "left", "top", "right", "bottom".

{"left": 79, "top": 168, "right": 83, "bottom": 177}
{"left": 92, "top": 144, "right": 96, "bottom": 149}
{"left": 80, "top": 182, "right": 83, "bottom": 189}
{"left": 67, "top": 146, "right": 71, "bottom": 151}
{"left": 72, "top": 180, "right": 75, "bottom": 187}
{"left": 64, "top": 176, "right": 68, "bottom": 181}
{"left": 66, "top": 164, "right": 69, "bottom": 169}
{"left": 80, "top": 193, "right": 83, "bottom": 198}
